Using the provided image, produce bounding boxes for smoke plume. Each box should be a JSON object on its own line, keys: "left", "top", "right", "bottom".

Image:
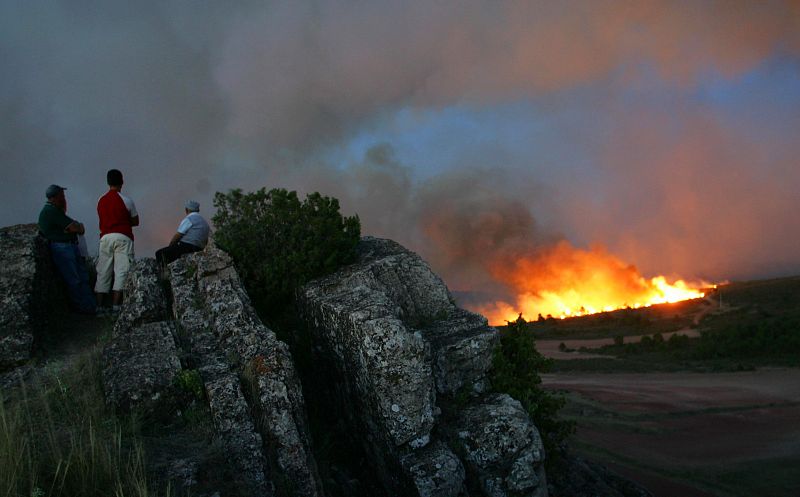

{"left": 2, "top": 1, "right": 799, "bottom": 314}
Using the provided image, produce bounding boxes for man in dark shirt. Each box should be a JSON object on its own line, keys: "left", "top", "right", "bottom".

{"left": 38, "top": 184, "right": 96, "bottom": 314}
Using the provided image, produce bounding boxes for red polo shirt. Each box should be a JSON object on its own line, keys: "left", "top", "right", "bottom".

{"left": 97, "top": 190, "right": 137, "bottom": 240}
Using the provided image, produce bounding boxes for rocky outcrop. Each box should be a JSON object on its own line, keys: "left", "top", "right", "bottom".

{"left": 0, "top": 224, "right": 68, "bottom": 371}
{"left": 97, "top": 235, "right": 546, "bottom": 496}
{"left": 170, "top": 246, "right": 321, "bottom": 497}
{"left": 299, "top": 237, "right": 547, "bottom": 497}
{"left": 98, "top": 245, "right": 321, "bottom": 496}
{"left": 102, "top": 321, "right": 182, "bottom": 412}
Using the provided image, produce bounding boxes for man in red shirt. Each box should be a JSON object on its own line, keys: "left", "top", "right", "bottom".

{"left": 95, "top": 169, "right": 139, "bottom": 312}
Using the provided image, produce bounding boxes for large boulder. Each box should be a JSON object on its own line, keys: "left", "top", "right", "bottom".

{"left": 170, "top": 245, "right": 322, "bottom": 497}
{"left": 298, "top": 237, "right": 537, "bottom": 497}
{"left": 0, "top": 224, "right": 68, "bottom": 371}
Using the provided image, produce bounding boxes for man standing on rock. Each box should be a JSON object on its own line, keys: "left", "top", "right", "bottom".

{"left": 95, "top": 169, "right": 139, "bottom": 313}
{"left": 155, "top": 200, "right": 209, "bottom": 266}
{"left": 37, "top": 184, "right": 96, "bottom": 314}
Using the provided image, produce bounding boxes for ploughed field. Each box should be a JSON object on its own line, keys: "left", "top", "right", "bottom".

{"left": 532, "top": 276, "right": 800, "bottom": 497}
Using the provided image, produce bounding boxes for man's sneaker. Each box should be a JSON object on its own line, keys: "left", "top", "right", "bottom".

{"left": 111, "top": 305, "right": 122, "bottom": 314}
{"left": 96, "top": 307, "right": 111, "bottom": 316}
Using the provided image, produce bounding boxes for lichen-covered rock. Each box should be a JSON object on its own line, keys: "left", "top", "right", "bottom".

{"left": 299, "top": 241, "right": 440, "bottom": 492}
{"left": 425, "top": 308, "right": 497, "bottom": 396}
{"left": 451, "top": 394, "right": 546, "bottom": 497}
{"left": 299, "top": 238, "right": 453, "bottom": 444}
{"left": 170, "top": 245, "right": 321, "bottom": 497}
{"left": 206, "top": 373, "right": 273, "bottom": 497}
{"left": 400, "top": 441, "right": 466, "bottom": 497}
{"left": 101, "top": 321, "right": 182, "bottom": 413}
{"left": 113, "top": 258, "right": 168, "bottom": 336}
{"left": 299, "top": 237, "right": 505, "bottom": 495}
{"left": 0, "top": 224, "right": 67, "bottom": 370}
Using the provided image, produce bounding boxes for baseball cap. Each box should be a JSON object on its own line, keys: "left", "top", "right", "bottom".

{"left": 184, "top": 200, "right": 200, "bottom": 212}
{"left": 46, "top": 184, "right": 67, "bottom": 198}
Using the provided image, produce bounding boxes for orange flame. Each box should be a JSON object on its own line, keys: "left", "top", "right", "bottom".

{"left": 471, "top": 240, "right": 711, "bottom": 325}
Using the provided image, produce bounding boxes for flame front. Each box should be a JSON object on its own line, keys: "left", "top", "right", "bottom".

{"left": 471, "top": 240, "right": 710, "bottom": 325}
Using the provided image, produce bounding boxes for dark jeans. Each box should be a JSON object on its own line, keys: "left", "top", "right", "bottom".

{"left": 50, "top": 241, "right": 96, "bottom": 313}
{"left": 155, "top": 241, "right": 202, "bottom": 266}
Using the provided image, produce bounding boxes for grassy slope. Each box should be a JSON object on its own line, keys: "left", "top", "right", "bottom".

{"left": 1, "top": 313, "right": 227, "bottom": 497}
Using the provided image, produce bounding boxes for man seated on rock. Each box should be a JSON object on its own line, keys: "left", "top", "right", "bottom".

{"left": 37, "top": 184, "right": 96, "bottom": 314}
{"left": 155, "top": 200, "right": 210, "bottom": 266}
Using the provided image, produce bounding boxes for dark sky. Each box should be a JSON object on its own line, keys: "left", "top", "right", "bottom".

{"left": 3, "top": 1, "right": 799, "bottom": 304}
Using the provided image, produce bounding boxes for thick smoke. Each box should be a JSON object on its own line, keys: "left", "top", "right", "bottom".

{"left": 2, "top": 1, "right": 799, "bottom": 305}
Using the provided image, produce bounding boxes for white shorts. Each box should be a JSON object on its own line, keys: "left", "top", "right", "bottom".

{"left": 95, "top": 233, "right": 134, "bottom": 293}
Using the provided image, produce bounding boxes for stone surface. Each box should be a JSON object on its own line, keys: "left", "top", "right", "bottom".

{"left": 101, "top": 321, "right": 182, "bottom": 413}
{"left": 206, "top": 373, "right": 273, "bottom": 497}
{"left": 425, "top": 308, "right": 497, "bottom": 396}
{"left": 451, "top": 394, "right": 546, "bottom": 497}
{"left": 170, "top": 245, "right": 321, "bottom": 497}
{"left": 299, "top": 237, "right": 508, "bottom": 496}
{"left": 0, "top": 224, "right": 67, "bottom": 371}
{"left": 113, "top": 258, "right": 169, "bottom": 336}
{"left": 299, "top": 239, "right": 441, "bottom": 493}
{"left": 400, "top": 441, "right": 467, "bottom": 497}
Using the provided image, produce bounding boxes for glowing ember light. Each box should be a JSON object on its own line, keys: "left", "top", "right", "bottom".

{"left": 466, "top": 241, "right": 714, "bottom": 325}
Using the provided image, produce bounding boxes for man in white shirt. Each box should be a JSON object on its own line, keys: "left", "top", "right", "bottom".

{"left": 155, "top": 200, "right": 210, "bottom": 266}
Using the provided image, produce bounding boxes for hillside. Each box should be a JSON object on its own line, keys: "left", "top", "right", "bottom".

{"left": 534, "top": 276, "right": 800, "bottom": 497}
{"left": 517, "top": 276, "right": 800, "bottom": 371}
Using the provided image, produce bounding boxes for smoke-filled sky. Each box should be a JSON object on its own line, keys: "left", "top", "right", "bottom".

{"left": 3, "top": 1, "right": 800, "bottom": 308}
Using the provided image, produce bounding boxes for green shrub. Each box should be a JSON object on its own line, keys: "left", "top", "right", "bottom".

{"left": 490, "top": 316, "right": 574, "bottom": 466}
{"left": 693, "top": 312, "right": 800, "bottom": 360}
{"left": 213, "top": 188, "right": 361, "bottom": 316}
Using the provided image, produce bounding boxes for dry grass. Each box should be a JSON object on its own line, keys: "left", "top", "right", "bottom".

{"left": 0, "top": 349, "right": 166, "bottom": 497}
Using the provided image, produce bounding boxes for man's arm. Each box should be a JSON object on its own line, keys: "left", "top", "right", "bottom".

{"left": 169, "top": 232, "right": 183, "bottom": 246}
{"left": 65, "top": 221, "right": 85, "bottom": 235}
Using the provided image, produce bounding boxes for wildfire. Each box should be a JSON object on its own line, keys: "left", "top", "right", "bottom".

{"left": 470, "top": 240, "right": 712, "bottom": 325}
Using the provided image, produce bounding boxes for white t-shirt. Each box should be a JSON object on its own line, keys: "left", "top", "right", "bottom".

{"left": 177, "top": 212, "right": 210, "bottom": 248}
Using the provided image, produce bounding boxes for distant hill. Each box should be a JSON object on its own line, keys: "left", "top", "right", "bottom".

{"left": 525, "top": 275, "right": 800, "bottom": 372}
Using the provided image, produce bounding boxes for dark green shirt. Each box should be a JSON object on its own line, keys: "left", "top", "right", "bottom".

{"left": 38, "top": 202, "right": 78, "bottom": 243}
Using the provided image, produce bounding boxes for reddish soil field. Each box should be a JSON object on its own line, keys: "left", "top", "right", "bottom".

{"left": 543, "top": 369, "right": 800, "bottom": 496}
